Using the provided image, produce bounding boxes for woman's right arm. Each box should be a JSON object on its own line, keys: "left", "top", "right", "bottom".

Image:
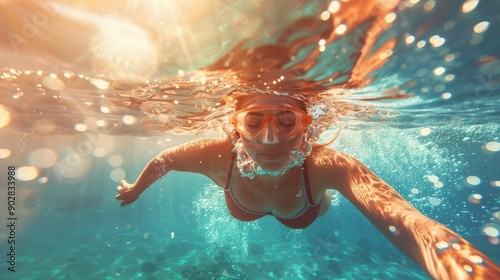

{"left": 116, "top": 137, "right": 233, "bottom": 206}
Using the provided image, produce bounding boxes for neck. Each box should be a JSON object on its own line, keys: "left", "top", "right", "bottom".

{"left": 234, "top": 141, "right": 307, "bottom": 180}
{"left": 255, "top": 165, "right": 301, "bottom": 185}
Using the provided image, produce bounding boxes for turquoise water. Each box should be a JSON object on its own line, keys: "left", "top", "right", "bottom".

{"left": 1, "top": 0, "right": 500, "bottom": 279}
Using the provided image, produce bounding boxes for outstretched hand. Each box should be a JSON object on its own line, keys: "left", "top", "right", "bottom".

{"left": 116, "top": 180, "right": 140, "bottom": 207}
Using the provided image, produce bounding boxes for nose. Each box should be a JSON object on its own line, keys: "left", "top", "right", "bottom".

{"left": 262, "top": 120, "right": 280, "bottom": 144}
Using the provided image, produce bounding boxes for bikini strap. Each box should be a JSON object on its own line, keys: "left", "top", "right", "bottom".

{"left": 302, "top": 159, "right": 315, "bottom": 205}
{"left": 225, "top": 152, "right": 237, "bottom": 190}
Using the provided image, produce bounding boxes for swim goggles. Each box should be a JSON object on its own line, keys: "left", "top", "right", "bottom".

{"left": 231, "top": 106, "right": 312, "bottom": 138}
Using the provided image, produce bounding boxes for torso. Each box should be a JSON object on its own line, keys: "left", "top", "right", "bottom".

{"left": 207, "top": 140, "right": 331, "bottom": 219}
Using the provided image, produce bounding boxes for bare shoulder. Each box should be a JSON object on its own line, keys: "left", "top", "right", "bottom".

{"left": 308, "top": 146, "right": 353, "bottom": 169}
{"left": 176, "top": 137, "right": 233, "bottom": 158}
{"left": 307, "top": 146, "right": 363, "bottom": 190}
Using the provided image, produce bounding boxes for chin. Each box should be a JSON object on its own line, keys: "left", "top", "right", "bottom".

{"left": 255, "top": 158, "right": 291, "bottom": 172}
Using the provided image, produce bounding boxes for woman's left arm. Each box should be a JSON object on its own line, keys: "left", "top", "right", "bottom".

{"left": 316, "top": 149, "right": 500, "bottom": 279}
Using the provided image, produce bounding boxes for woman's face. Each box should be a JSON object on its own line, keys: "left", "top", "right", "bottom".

{"left": 236, "top": 95, "right": 307, "bottom": 172}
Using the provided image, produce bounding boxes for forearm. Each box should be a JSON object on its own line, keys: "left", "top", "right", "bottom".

{"left": 401, "top": 216, "right": 500, "bottom": 280}
{"left": 130, "top": 137, "right": 231, "bottom": 194}
{"left": 343, "top": 182, "right": 500, "bottom": 278}
{"left": 358, "top": 201, "right": 500, "bottom": 279}
{"left": 326, "top": 150, "right": 500, "bottom": 278}
{"left": 133, "top": 153, "right": 171, "bottom": 194}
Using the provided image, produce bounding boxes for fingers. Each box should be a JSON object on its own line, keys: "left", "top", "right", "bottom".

{"left": 116, "top": 180, "right": 136, "bottom": 207}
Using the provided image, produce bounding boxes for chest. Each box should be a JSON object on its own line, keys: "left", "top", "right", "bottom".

{"left": 229, "top": 170, "right": 322, "bottom": 218}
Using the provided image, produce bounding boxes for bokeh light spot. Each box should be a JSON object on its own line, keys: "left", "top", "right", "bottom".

{"left": 320, "top": 11, "right": 330, "bottom": 21}
{"left": 0, "top": 149, "right": 12, "bottom": 159}
{"left": 442, "top": 92, "right": 452, "bottom": 99}
{"left": 492, "top": 211, "right": 500, "bottom": 220}
{"left": 484, "top": 141, "right": 500, "bottom": 152}
{"left": 466, "top": 176, "right": 481, "bottom": 186}
{"left": 436, "top": 241, "right": 448, "bottom": 250}
{"left": 90, "top": 78, "right": 110, "bottom": 90}
{"left": 428, "top": 175, "right": 439, "bottom": 182}
{"left": 462, "top": 0, "right": 479, "bottom": 13}
{"left": 482, "top": 223, "right": 500, "bottom": 238}
{"left": 108, "top": 155, "right": 123, "bottom": 168}
{"left": 434, "top": 181, "right": 444, "bottom": 188}
{"left": 122, "top": 115, "right": 136, "bottom": 125}
{"left": 93, "top": 148, "right": 106, "bottom": 158}
{"left": 429, "top": 197, "right": 441, "bottom": 206}
{"left": 468, "top": 193, "right": 482, "bottom": 204}
{"left": 75, "top": 123, "right": 87, "bottom": 132}
{"left": 38, "top": 177, "right": 49, "bottom": 184}
{"left": 110, "top": 168, "right": 126, "bottom": 182}
{"left": 463, "top": 265, "right": 473, "bottom": 273}
{"left": 17, "top": 166, "right": 40, "bottom": 181}
{"left": 335, "top": 24, "right": 347, "bottom": 34}
{"left": 0, "top": 105, "right": 11, "bottom": 128}
{"left": 28, "top": 149, "right": 58, "bottom": 168}
{"left": 473, "top": 21, "right": 489, "bottom": 34}
{"left": 328, "top": 1, "right": 340, "bottom": 13}
{"left": 42, "top": 76, "right": 65, "bottom": 91}
{"left": 384, "top": 13, "right": 396, "bottom": 24}
{"left": 433, "top": 67, "right": 445, "bottom": 76}
{"left": 420, "top": 127, "right": 432, "bottom": 136}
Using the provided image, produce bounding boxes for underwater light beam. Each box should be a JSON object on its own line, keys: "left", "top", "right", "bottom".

{"left": 55, "top": 4, "right": 160, "bottom": 80}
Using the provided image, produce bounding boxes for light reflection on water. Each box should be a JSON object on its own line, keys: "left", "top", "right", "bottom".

{"left": 0, "top": 0, "right": 499, "bottom": 279}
